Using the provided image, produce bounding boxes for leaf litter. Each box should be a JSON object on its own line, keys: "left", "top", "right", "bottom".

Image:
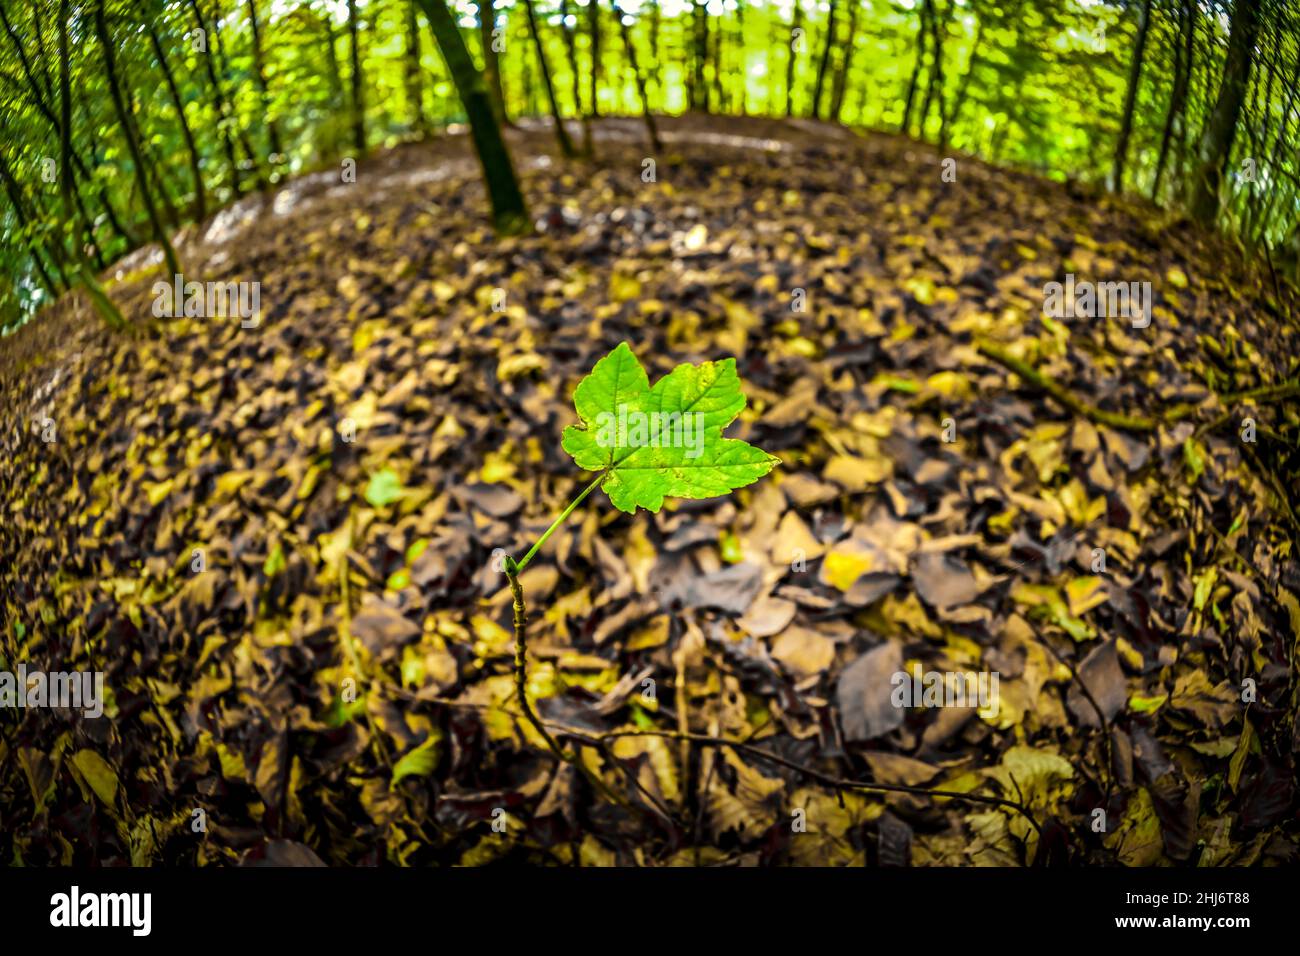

{"left": 1, "top": 115, "right": 1298, "bottom": 866}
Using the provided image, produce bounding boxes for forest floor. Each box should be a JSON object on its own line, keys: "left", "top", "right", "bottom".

{"left": 2, "top": 114, "right": 1299, "bottom": 866}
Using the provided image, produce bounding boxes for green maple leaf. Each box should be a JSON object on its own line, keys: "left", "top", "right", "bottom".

{"left": 561, "top": 342, "right": 779, "bottom": 513}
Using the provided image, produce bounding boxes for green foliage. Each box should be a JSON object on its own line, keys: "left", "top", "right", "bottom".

{"left": 3, "top": 0, "right": 1300, "bottom": 329}
{"left": 561, "top": 342, "right": 779, "bottom": 514}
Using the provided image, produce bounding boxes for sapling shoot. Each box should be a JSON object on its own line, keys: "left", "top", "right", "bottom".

{"left": 501, "top": 342, "right": 779, "bottom": 769}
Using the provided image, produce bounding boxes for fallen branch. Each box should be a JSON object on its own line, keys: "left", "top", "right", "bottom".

{"left": 975, "top": 340, "right": 1162, "bottom": 432}
{"left": 503, "top": 564, "right": 1047, "bottom": 850}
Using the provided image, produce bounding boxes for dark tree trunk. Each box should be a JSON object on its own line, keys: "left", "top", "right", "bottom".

{"left": 589, "top": 0, "right": 602, "bottom": 116}
{"left": 188, "top": 0, "right": 244, "bottom": 197}
{"left": 1, "top": 1, "right": 126, "bottom": 259}
{"left": 1190, "top": 0, "right": 1262, "bottom": 224}
{"left": 346, "top": 0, "right": 366, "bottom": 154}
{"left": 94, "top": 0, "right": 180, "bottom": 276}
{"left": 784, "top": 3, "right": 802, "bottom": 117}
{"left": 142, "top": 12, "right": 206, "bottom": 221}
{"left": 478, "top": 0, "right": 509, "bottom": 125}
{"left": 1152, "top": 0, "right": 1193, "bottom": 200}
{"left": 0, "top": 151, "right": 62, "bottom": 296}
{"left": 405, "top": 1, "right": 429, "bottom": 135}
{"left": 1111, "top": 0, "right": 1154, "bottom": 192}
{"left": 946, "top": 16, "right": 983, "bottom": 135}
{"left": 901, "top": 0, "right": 929, "bottom": 134}
{"left": 613, "top": 0, "right": 661, "bottom": 151}
{"left": 247, "top": 0, "right": 283, "bottom": 165}
{"left": 691, "top": 0, "right": 708, "bottom": 112}
{"left": 522, "top": 0, "right": 575, "bottom": 156}
{"left": 559, "top": 0, "right": 593, "bottom": 155}
{"left": 919, "top": 0, "right": 947, "bottom": 144}
{"left": 416, "top": 0, "right": 529, "bottom": 235}
{"left": 829, "top": 0, "right": 860, "bottom": 122}
{"left": 57, "top": 0, "right": 124, "bottom": 329}
{"left": 813, "top": 0, "right": 838, "bottom": 120}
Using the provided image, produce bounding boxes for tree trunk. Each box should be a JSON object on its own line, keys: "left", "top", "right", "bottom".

{"left": 613, "top": 0, "right": 661, "bottom": 151}
{"left": 1190, "top": 0, "right": 1262, "bottom": 225}
{"left": 813, "top": 0, "right": 838, "bottom": 120}
{"left": 784, "top": 4, "right": 802, "bottom": 117}
{"left": 901, "top": 0, "right": 929, "bottom": 134}
{"left": 588, "top": 0, "right": 604, "bottom": 117}
{"left": 416, "top": 0, "right": 530, "bottom": 235}
{"left": 559, "top": 0, "right": 593, "bottom": 155}
{"left": 346, "top": 0, "right": 366, "bottom": 154}
{"left": 58, "top": 0, "right": 124, "bottom": 329}
{"left": 829, "top": 0, "right": 860, "bottom": 122}
{"left": 187, "top": 0, "right": 244, "bottom": 197}
{"left": 247, "top": 0, "right": 283, "bottom": 165}
{"left": 1111, "top": 0, "right": 1154, "bottom": 192}
{"left": 946, "top": 16, "right": 983, "bottom": 136}
{"left": 1152, "top": 0, "right": 1192, "bottom": 200}
{"left": 478, "top": 0, "right": 509, "bottom": 126}
{"left": 691, "top": 0, "right": 708, "bottom": 112}
{"left": 405, "top": 1, "right": 429, "bottom": 135}
{"left": 0, "top": 151, "right": 62, "bottom": 296}
{"left": 142, "top": 12, "right": 206, "bottom": 221}
{"left": 919, "top": 0, "right": 947, "bottom": 144}
{"left": 94, "top": 0, "right": 180, "bottom": 277}
{"left": 522, "top": 0, "right": 574, "bottom": 156}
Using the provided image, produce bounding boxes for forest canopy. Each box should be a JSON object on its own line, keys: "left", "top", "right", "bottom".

{"left": 2, "top": 0, "right": 1299, "bottom": 331}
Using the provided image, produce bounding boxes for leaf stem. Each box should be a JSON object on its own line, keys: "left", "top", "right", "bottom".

{"left": 513, "top": 472, "right": 605, "bottom": 573}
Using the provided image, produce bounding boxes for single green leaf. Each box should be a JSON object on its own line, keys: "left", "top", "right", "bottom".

{"left": 391, "top": 731, "right": 443, "bottom": 786}
{"left": 365, "top": 468, "right": 405, "bottom": 508}
{"left": 561, "top": 342, "right": 779, "bottom": 513}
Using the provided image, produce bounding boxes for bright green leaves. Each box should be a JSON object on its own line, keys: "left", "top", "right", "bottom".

{"left": 561, "top": 342, "right": 779, "bottom": 514}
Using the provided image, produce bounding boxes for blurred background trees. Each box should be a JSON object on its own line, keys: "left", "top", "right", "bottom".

{"left": 3, "top": 0, "right": 1299, "bottom": 331}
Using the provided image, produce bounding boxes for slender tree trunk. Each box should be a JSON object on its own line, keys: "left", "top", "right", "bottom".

{"left": 1, "top": 3, "right": 125, "bottom": 259}
{"left": 813, "top": 0, "right": 838, "bottom": 120}
{"left": 1174, "top": 10, "right": 1199, "bottom": 189}
{"left": 589, "top": 0, "right": 602, "bottom": 116}
{"left": 315, "top": 8, "right": 345, "bottom": 149}
{"left": 1112, "top": 0, "right": 1154, "bottom": 192}
{"left": 946, "top": 16, "right": 983, "bottom": 137}
{"left": 405, "top": 1, "right": 430, "bottom": 135}
{"left": 1190, "top": 0, "right": 1262, "bottom": 224}
{"left": 1152, "top": 0, "right": 1192, "bottom": 200}
{"left": 1250, "top": 39, "right": 1299, "bottom": 242}
{"left": 649, "top": 0, "right": 661, "bottom": 98}
{"left": 920, "top": 0, "right": 947, "bottom": 144}
{"left": 829, "top": 0, "right": 860, "bottom": 122}
{"left": 247, "top": 0, "right": 283, "bottom": 166}
{"left": 188, "top": 0, "right": 243, "bottom": 197}
{"left": 478, "top": 0, "right": 509, "bottom": 126}
{"left": 416, "top": 0, "right": 529, "bottom": 235}
{"left": 58, "top": 0, "right": 124, "bottom": 329}
{"left": 206, "top": 3, "right": 265, "bottom": 190}
{"left": 0, "top": 151, "right": 62, "bottom": 296}
{"left": 785, "top": 4, "right": 802, "bottom": 117}
{"left": 613, "top": 0, "right": 660, "bottom": 151}
{"left": 901, "top": 0, "right": 929, "bottom": 134}
{"left": 346, "top": 0, "right": 366, "bottom": 154}
{"left": 142, "top": 14, "right": 206, "bottom": 221}
{"left": 522, "top": 0, "right": 574, "bottom": 155}
{"left": 94, "top": 0, "right": 180, "bottom": 277}
{"left": 24, "top": 0, "right": 56, "bottom": 103}
{"left": 556, "top": 0, "right": 592, "bottom": 153}
{"left": 710, "top": 2, "right": 723, "bottom": 111}
{"left": 692, "top": 0, "right": 708, "bottom": 112}
{"left": 559, "top": 0, "right": 593, "bottom": 155}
